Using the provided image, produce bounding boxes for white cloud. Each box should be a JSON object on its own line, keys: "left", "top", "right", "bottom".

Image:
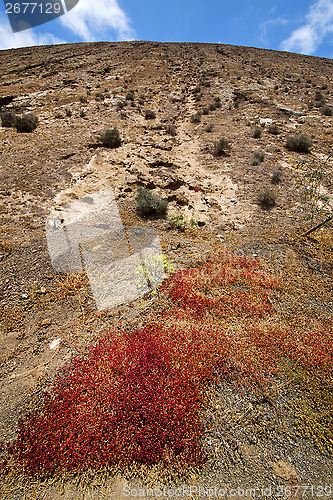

{"left": 259, "top": 17, "right": 289, "bottom": 45}
{"left": 0, "top": 15, "right": 66, "bottom": 50}
{"left": 59, "top": 0, "right": 136, "bottom": 41}
{"left": 280, "top": 0, "right": 333, "bottom": 54}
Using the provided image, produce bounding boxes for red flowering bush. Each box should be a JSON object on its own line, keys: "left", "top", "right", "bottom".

{"left": 1, "top": 327, "right": 204, "bottom": 477}
{"left": 1, "top": 247, "right": 332, "bottom": 478}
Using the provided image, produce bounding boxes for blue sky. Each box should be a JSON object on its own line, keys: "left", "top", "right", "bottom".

{"left": 0, "top": 0, "right": 333, "bottom": 58}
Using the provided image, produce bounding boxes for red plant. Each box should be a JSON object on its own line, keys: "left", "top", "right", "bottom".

{"left": 2, "top": 327, "right": 204, "bottom": 477}
{"left": 1, "top": 247, "right": 332, "bottom": 477}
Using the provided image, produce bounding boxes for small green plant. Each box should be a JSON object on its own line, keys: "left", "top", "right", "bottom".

{"left": 293, "top": 156, "right": 333, "bottom": 220}
{"left": 167, "top": 213, "right": 199, "bottom": 232}
{"left": 97, "top": 127, "right": 121, "bottom": 148}
{"left": 135, "top": 254, "right": 175, "bottom": 295}
{"left": 190, "top": 112, "right": 201, "bottom": 123}
{"left": 267, "top": 123, "right": 280, "bottom": 135}
{"left": 95, "top": 92, "right": 105, "bottom": 101}
{"left": 320, "top": 106, "right": 332, "bottom": 116}
{"left": 286, "top": 134, "right": 312, "bottom": 153}
{"left": 252, "top": 127, "right": 262, "bottom": 138}
{"left": 201, "top": 107, "right": 209, "bottom": 115}
{"left": 15, "top": 113, "right": 38, "bottom": 133}
{"left": 145, "top": 109, "right": 156, "bottom": 120}
{"left": 79, "top": 95, "right": 87, "bottom": 103}
{"left": 259, "top": 189, "right": 276, "bottom": 207}
{"left": 213, "top": 137, "right": 231, "bottom": 157}
{"left": 205, "top": 124, "right": 213, "bottom": 133}
{"left": 271, "top": 167, "right": 283, "bottom": 185}
{"left": 64, "top": 107, "right": 72, "bottom": 117}
{"left": 0, "top": 111, "right": 17, "bottom": 128}
{"left": 165, "top": 124, "right": 176, "bottom": 136}
{"left": 252, "top": 152, "right": 265, "bottom": 166}
{"left": 135, "top": 187, "right": 168, "bottom": 217}
{"left": 126, "top": 91, "right": 135, "bottom": 101}
{"left": 209, "top": 103, "right": 217, "bottom": 111}
{"left": 79, "top": 110, "right": 86, "bottom": 118}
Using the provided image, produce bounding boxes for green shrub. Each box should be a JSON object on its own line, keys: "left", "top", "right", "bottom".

{"left": 271, "top": 167, "right": 282, "bottom": 185}
{"left": 209, "top": 103, "right": 217, "bottom": 111}
{"left": 252, "top": 152, "right": 265, "bottom": 165}
{"left": 64, "top": 107, "right": 72, "bottom": 117}
{"left": 286, "top": 134, "right": 312, "bottom": 153}
{"left": 205, "top": 124, "right": 213, "bottom": 133}
{"left": 97, "top": 127, "right": 121, "bottom": 148}
{"left": 79, "top": 95, "right": 87, "bottom": 103}
{"left": 145, "top": 109, "right": 156, "bottom": 120}
{"left": 79, "top": 110, "right": 86, "bottom": 118}
{"left": 136, "top": 187, "right": 168, "bottom": 217}
{"left": 259, "top": 189, "right": 276, "bottom": 207}
{"left": 0, "top": 111, "right": 17, "bottom": 128}
{"left": 15, "top": 113, "right": 38, "bottom": 133}
{"left": 213, "top": 137, "right": 231, "bottom": 157}
{"left": 320, "top": 106, "right": 332, "bottom": 116}
{"left": 126, "top": 91, "right": 135, "bottom": 101}
{"left": 95, "top": 92, "right": 105, "bottom": 101}
{"left": 201, "top": 107, "right": 209, "bottom": 115}
{"left": 252, "top": 127, "right": 262, "bottom": 138}
{"left": 267, "top": 123, "right": 280, "bottom": 135}
{"left": 190, "top": 112, "right": 201, "bottom": 123}
{"left": 167, "top": 213, "right": 198, "bottom": 231}
{"left": 165, "top": 124, "right": 176, "bottom": 136}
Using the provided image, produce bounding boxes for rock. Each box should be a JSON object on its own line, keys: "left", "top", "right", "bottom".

{"left": 271, "top": 460, "right": 299, "bottom": 481}
{"left": 175, "top": 192, "right": 189, "bottom": 206}
{"left": 41, "top": 318, "right": 52, "bottom": 327}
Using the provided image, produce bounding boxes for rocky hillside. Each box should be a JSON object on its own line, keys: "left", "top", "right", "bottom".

{"left": 0, "top": 41, "right": 332, "bottom": 499}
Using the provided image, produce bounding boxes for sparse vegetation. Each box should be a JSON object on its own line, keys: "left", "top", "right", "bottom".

{"left": 286, "top": 134, "right": 312, "bottom": 153}
{"left": 267, "top": 123, "right": 280, "bottom": 135}
{"left": 190, "top": 112, "right": 201, "bottom": 123}
{"left": 259, "top": 189, "right": 276, "bottom": 207}
{"left": 145, "top": 109, "right": 156, "bottom": 120}
{"left": 165, "top": 124, "right": 176, "bottom": 136}
{"left": 293, "top": 156, "right": 333, "bottom": 220}
{"left": 271, "top": 167, "right": 283, "bottom": 184}
{"left": 320, "top": 106, "right": 332, "bottom": 116}
{"left": 15, "top": 113, "right": 38, "bottom": 133}
{"left": 167, "top": 213, "right": 198, "bottom": 231}
{"left": 0, "top": 111, "right": 17, "bottom": 128}
{"left": 251, "top": 152, "right": 265, "bottom": 165}
{"left": 252, "top": 127, "right": 262, "bottom": 138}
{"left": 64, "top": 107, "right": 72, "bottom": 117}
{"left": 205, "top": 124, "right": 213, "bottom": 133}
{"left": 126, "top": 91, "right": 135, "bottom": 101}
{"left": 135, "top": 187, "right": 168, "bottom": 217}
{"left": 79, "top": 95, "right": 87, "bottom": 103}
{"left": 213, "top": 137, "right": 231, "bottom": 156}
{"left": 97, "top": 127, "right": 121, "bottom": 148}
{"left": 95, "top": 92, "right": 105, "bottom": 101}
